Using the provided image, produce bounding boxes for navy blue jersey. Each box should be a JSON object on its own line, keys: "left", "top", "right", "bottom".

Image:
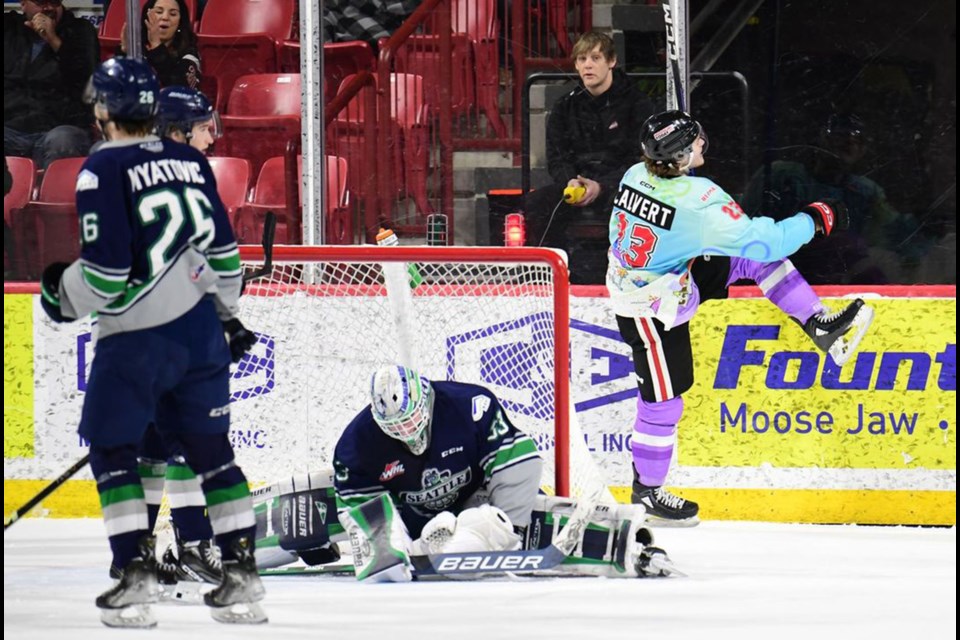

{"left": 333, "top": 381, "right": 542, "bottom": 538}
{"left": 58, "top": 136, "right": 241, "bottom": 337}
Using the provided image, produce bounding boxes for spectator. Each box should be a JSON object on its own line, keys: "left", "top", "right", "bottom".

{"left": 120, "top": 0, "right": 200, "bottom": 89}
{"left": 525, "top": 31, "right": 658, "bottom": 284}
{"left": 4, "top": 0, "right": 99, "bottom": 168}
{"left": 323, "top": 0, "right": 422, "bottom": 51}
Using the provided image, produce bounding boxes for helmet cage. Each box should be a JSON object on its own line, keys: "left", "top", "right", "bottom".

{"left": 371, "top": 367, "right": 434, "bottom": 455}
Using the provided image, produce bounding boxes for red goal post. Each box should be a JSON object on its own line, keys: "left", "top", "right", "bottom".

{"left": 234, "top": 245, "right": 612, "bottom": 500}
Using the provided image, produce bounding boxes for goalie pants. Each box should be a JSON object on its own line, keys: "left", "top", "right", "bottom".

{"left": 82, "top": 298, "right": 255, "bottom": 570}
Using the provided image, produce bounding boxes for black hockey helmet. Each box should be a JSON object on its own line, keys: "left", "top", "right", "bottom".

{"left": 640, "top": 110, "right": 703, "bottom": 166}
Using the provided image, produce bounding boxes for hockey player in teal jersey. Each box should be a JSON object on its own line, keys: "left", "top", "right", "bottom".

{"left": 38, "top": 58, "right": 266, "bottom": 627}
{"left": 137, "top": 86, "right": 227, "bottom": 595}
{"left": 608, "top": 110, "right": 874, "bottom": 526}
{"left": 327, "top": 366, "right": 671, "bottom": 581}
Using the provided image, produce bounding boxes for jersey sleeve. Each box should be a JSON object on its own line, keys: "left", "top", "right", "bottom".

{"left": 332, "top": 415, "right": 389, "bottom": 512}
{"left": 476, "top": 394, "right": 543, "bottom": 527}
{"left": 198, "top": 157, "right": 242, "bottom": 321}
{"left": 60, "top": 155, "right": 134, "bottom": 319}
{"left": 695, "top": 183, "right": 816, "bottom": 262}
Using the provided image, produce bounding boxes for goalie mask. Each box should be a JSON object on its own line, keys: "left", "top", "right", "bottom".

{"left": 370, "top": 366, "right": 434, "bottom": 455}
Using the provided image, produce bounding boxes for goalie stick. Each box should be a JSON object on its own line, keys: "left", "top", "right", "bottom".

{"left": 410, "top": 492, "right": 597, "bottom": 578}
{"left": 5, "top": 217, "right": 279, "bottom": 532}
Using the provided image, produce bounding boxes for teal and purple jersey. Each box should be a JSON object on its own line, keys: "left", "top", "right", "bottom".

{"left": 606, "top": 162, "right": 816, "bottom": 320}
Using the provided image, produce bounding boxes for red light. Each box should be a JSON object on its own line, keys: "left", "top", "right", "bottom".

{"left": 504, "top": 213, "right": 526, "bottom": 246}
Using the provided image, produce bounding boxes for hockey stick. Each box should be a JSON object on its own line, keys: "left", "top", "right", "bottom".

{"left": 4, "top": 453, "right": 91, "bottom": 531}
{"left": 661, "top": 0, "right": 686, "bottom": 112}
{"left": 242, "top": 211, "right": 277, "bottom": 284}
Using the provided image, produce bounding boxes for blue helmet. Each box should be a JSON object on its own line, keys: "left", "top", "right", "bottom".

{"left": 86, "top": 57, "right": 160, "bottom": 122}
{"left": 156, "top": 86, "right": 222, "bottom": 139}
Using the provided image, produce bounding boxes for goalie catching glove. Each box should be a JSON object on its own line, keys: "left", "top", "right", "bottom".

{"left": 223, "top": 318, "right": 257, "bottom": 363}
{"left": 800, "top": 199, "right": 848, "bottom": 237}
{"left": 412, "top": 505, "right": 521, "bottom": 556}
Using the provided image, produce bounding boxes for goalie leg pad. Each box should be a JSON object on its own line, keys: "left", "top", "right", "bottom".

{"left": 341, "top": 494, "right": 413, "bottom": 582}
{"left": 527, "top": 498, "right": 676, "bottom": 578}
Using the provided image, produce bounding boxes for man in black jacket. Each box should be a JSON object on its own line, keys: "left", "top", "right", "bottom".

{"left": 4, "top": 0, "right": 99, "bottom": 168}
{"left": 526, "top": 32, "right": 657, "bottom": 284}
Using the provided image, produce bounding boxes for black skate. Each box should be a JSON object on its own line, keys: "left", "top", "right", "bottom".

{"left": 632, "top": 471, "right": 699, "bottom": 527}
{"left": 204, "top": 536, "right": 267, "bottom": 624}
{"left": 96, "top": 535, "right": 160, "bottom": 628}
{"left": 802, "top": 298, "right": 874, "bottom": 366}
{"left": 177, "top": 538, "right": 223, "bottom": 584}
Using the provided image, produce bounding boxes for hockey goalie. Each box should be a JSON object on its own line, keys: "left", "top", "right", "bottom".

{"left": 247, "top": 366, "right": 679, "bottom": 581}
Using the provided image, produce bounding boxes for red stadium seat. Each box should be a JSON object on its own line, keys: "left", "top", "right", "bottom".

{"left": 207, "top": 156, "right": 252, "bottom": 220}
{"left": 233, "top": 155, "right": 351, "bottom": 245}
{"left": 391, "top": 0, "right": 507, "bottom": 137}
{"left": 331, "top": 73, "right": 430, "bottom": 215}
{"left": 280, "top": 41, "right": 375, "bottom": 105}
{"left": 9, "top": 157, "right": 86, "bottom": 279}
{"left": 4, "top": 156, "right": 36, "bottom": 277}
{"left": 217, "top": 74, "right": 301, "bottom": 177}
{"left": 4, "top": 157, "right": 35, "bottom": 225}
{"left": 197, "top": 0, "right": 295, "bottom": 111}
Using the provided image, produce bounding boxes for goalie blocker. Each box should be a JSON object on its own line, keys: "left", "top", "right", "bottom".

{"left": 252, "top": 473, "right": 679, "bottom": 579}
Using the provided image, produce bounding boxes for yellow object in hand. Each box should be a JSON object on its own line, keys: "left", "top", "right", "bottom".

{"left": 563, "top": 185, "right": 586, "bottom": 204}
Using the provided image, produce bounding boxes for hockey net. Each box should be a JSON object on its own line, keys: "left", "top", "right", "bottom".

{"left": 222, "top": 245, "right": 613, "bottom": 503}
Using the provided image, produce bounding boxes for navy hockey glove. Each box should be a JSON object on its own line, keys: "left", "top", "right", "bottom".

{"left": 801, "top": 199, "right": 848, "bottom": 237}
{"left": 223, "top": 318, "right": 257, "bottom": 363}
{"left": 40, "top": 262, "right": 72, "bottom": 323}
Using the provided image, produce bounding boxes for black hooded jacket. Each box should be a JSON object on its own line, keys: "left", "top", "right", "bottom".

{"left": 545, "top": 69, "right": 657, "bottom": 191}
{"left": 4, "top": 8, "right": 100, "bottom": 134}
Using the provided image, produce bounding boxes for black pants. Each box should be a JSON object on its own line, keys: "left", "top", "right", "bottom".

{"left": 615, "top": 256, "right": 733, "bottom": 402}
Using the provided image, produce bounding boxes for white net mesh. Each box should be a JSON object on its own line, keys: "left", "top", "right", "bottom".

{"left": 231, "top": 246, "right": 611, "bottom": 502}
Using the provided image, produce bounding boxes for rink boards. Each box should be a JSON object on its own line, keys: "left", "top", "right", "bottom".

{"left": 3, "top": 284, "right": 955, "bottom": 525}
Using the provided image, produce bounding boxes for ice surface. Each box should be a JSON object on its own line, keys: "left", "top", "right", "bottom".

{"left": 4, "top": 519, "right": 955, "bottom": 640}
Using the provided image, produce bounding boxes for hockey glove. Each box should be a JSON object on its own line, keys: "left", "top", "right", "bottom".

{"left": 40, "top": 261, "right": 73, "bottom": 323}
{"left": 223, "top": 318, "right": 257, "bottom": 363}
{"left": 801, "top": 199, "right": 848, "bottom": 237}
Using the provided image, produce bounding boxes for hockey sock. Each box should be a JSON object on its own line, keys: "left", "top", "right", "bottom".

{"left": 175, "top": 433, "right": 256, "bottom": 561}
{"left": 137, "top": 457, "right": 166, "bottom": 532}
{"left": 166, "top": 456, "right": 214, "bottom": 542}
{"left": 729, "top": 257, "right": 824, "bottom": 324}
{"left": 90, "top": 444, "right": 150, "bottom": 570}
{"left": 631, "top": 396, "right": 683, "bottom": 487}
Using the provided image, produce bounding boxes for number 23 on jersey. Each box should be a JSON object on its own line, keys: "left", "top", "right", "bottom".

{"left": 614, "top": 211, "right": 660, "bottom": 268}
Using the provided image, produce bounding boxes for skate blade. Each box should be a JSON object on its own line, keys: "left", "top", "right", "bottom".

{"left": 159, "top": 580, "right": 210, "bottom": 605}
{"left": 646, "top": 555, "right": 687, "bottom": 578}
{"left": 644, "top": 514, "right": 700, "bottom": 528}
{"left": 210, "top": 601, "right": 268, "bottom": 624}
{"left": 100, "top": 603, "right": 158, "bottom": 628}
{"left": 829, "top": 304, "right": 874, "bottom": 366}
